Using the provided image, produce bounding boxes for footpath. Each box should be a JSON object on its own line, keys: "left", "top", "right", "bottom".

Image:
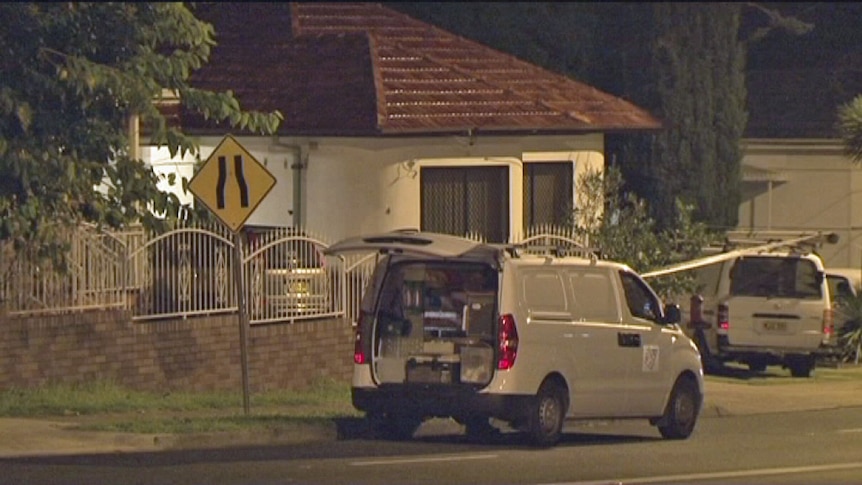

{"left": 1, "top": 377, "right": 861, "bottom": 458}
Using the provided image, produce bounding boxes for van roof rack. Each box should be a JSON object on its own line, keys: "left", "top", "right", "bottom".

{"left": 709, "top": 231, "right": 839, "bottom": 255}
{"left": 493, "top": 237, "right": 602, "bottom": 261}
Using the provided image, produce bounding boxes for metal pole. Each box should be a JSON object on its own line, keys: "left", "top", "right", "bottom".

{"left": 233, "top": 229, "right": 251, "bottom": 415}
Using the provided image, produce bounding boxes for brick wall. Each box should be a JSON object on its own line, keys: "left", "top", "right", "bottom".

{"left": 0, "top": 309, "right": 354, "bottom": 392}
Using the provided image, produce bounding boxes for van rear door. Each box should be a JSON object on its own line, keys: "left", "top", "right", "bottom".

{"left": 725, "top": 256, "right": 826, "bottom": 349}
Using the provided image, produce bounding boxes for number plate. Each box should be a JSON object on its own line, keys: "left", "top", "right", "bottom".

{"left": 762, "top": 321, "right": 788, "bottom": 331}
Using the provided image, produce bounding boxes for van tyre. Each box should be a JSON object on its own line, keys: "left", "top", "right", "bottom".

{"left": 368, "top": 412, "right": 422, "bottom": 441}
{"left": 787, "top": 355, "right": 815, "bottom": 378}
{"left": 526, "top": 381, "right": 567, "bottom": 447}
{"left": 657, "top": 377, "right": 700, "bottom": 440}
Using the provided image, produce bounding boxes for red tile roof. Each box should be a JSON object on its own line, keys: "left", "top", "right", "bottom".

{"left": 186, "top": 2, "right": 661, "bottom": 136}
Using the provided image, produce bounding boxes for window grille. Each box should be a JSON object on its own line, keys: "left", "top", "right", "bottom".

{"left": 420, "top": 166, "right": 509, "bottom": 243}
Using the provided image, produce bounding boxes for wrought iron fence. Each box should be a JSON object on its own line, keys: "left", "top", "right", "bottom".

{"left": 1, "top": 224, "right": 586, "bottom": 323}
{"left": 0, "top": 224, "right": 128, "bottom": 315}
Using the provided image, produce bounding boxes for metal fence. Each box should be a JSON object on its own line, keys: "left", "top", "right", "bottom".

{"left": 0, "top": 223, "right": 377, "bottom": 324}
{"left": 0, "top": 225, "right": 129, "bottom": 315}
{"left": 1, "top": 224, "right": 586, "bottom": 324}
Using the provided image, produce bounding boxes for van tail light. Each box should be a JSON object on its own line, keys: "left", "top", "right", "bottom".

{"left": 822, "top": 308, "right": 834, "bottom": 342}
{"left": 353, "top": 324, "right": 367, "bottom": 364}
{"left": 497, "top": 314, "right": 519, "bottom": 370}
{"left": 717, "top": 303, "right": 729, "bottom": 334}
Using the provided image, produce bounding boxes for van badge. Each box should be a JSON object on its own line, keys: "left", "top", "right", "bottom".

{"left": 642, "top": 345, "right": 660, "bottom": 372}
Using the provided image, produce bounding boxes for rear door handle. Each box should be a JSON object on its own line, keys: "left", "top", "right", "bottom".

{"left": 617, "top": 332, "right": 641, "bottom": 348}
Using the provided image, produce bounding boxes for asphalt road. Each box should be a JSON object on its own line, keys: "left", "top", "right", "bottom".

{"left": 3, "top": 366, "right": 862, "bottom": 484}
{"left": 2, "top": 406, "right": 862, "bottom": 485}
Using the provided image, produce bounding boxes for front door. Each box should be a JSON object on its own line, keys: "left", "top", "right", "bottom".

{"left": 617, "top": 271, "right": 675, "bottom": 416}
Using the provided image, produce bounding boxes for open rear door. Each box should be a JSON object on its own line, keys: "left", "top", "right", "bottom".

{"left": 324, "top": 229, "right": 497, "bottom": 261}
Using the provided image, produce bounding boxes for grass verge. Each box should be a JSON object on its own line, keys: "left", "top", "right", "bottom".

{"left": 0, "top": 378, "right": 361, "bottom": 434}
{"left": 704, "top": 362, "right": 862, "bottom": 385}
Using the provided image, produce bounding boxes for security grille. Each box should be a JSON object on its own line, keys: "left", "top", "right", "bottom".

{"left": 420, "top": 166, "right": 509, "bottom": 243}
{"left": 524, "top": 162, "right": 573, "bottom": 229}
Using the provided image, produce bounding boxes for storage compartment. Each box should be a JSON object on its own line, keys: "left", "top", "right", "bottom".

{"left": 406, "top": 354, "right": 460, "bottom": 384}
{"left": 463, "top": 292, "right": 496, "bottom": 338}
{"left": 459, "top": 344, "right": 494, "bottom": 384}
{"left": 372, "top": 260, "right": 498, "bottom": 385}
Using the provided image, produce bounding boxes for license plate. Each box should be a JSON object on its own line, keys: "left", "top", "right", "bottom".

{"left": 763, "top": 321, "right": 787, "bottom": 331}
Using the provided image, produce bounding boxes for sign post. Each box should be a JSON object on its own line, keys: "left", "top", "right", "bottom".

{"left": 189, "top": 135, "right": 276, "bottom": 415}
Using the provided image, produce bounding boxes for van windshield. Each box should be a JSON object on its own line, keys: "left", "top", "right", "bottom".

{"left": 730, "top": 257, "right": 821, "bottom": 299}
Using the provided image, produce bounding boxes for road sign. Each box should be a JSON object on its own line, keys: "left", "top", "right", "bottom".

{"left": 189, "top": 135, "right": 276, "bottom": 232}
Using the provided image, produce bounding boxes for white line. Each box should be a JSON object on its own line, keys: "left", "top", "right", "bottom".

{"left": 351, "top": 453, "right": 498, "bottom": 467}
{"left": 838, "top": 428, "right": 862, "bottom": 433}
{"left": 544, "top": 462, "right": 862, "bottom": 485}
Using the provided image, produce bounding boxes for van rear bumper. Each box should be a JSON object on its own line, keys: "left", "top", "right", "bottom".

{"left": 352, "top": 385, "right": 532, "bottom": 421}
{"left": 716, "top": 340, "right": 830, "bottom": 361}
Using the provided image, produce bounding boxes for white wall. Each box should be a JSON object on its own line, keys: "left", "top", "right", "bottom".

{"left": 145, "top": 133, "right": 604, "bottom": 242}
{"left": 739, "top": 139, "right": 862, "bottom": 269}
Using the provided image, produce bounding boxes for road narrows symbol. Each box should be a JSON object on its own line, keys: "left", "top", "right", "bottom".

{"left": 234, "top": 155, "right": 249, "bottom": 208}
{"left": 217, "top": 156, "right": 228, "bottom": 209}
{"left": 189, "top": 134, "right": 275, "bottom": 233}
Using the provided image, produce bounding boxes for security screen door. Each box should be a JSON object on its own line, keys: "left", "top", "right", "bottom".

{"left": 420, "top": 166, "right": 509, "bottom": 243}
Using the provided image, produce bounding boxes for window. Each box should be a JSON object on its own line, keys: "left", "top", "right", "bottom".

{"left": 421, "top": 166, "right": 509, "bottom": 243}
{"left": 730, "top": 257, "right": 822, "bottom": 299}
{"left": 524, "top": 162, "right": 573, "bottom": 229}
{"left": 619, "top": 271, "right": 661, "bottom": 322}
{"left": 522, "top": 270, "right": 567, "bottom": 313}
{"left": 568, "top": 268, "right": 620, "bottom": 322}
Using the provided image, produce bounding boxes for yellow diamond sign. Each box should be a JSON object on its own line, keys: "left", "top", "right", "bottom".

{"left": 189, "top": 135, "right": 276, "bottom": 232}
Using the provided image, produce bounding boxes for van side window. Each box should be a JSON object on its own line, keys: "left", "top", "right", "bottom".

{"left": 568, "top": 269, "right": 620, "bottom": 322}
{"left": 694, "top": 262, "right": 722, "bottom": 296}
{"left": 619, "top": 271, "right": 661, "bottom": 322}
{"left": 522, "top": 270, "right": 567, "bottom": 313}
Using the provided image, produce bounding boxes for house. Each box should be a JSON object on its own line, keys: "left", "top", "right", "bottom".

{"left": 738, "top": 4, "right": 862, "bottom": 270}
{"left": 144, "top": 2, "right": 660, "bottom": 243}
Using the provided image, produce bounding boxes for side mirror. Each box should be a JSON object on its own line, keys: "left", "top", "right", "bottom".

{"left": 663, "top": 303, "right": 681, "bottom": 325}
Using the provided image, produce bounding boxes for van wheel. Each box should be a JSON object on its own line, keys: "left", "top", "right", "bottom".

{"left": 787, "top": 355, "right": 815, "bottom": 378}
{"left": 526, "top": 381, "right": 566, "bottom": 447}
{"left": 368, "top": 412, "right": 422, "bottom": 441}
{"left": 657, "top": 376, "right": 700, "bottom": 440}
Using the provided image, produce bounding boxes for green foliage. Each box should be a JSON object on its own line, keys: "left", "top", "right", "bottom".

{"left": 838, "top": 95, "right": 862, "bottom": 163}
{"left": 609, "top": 3, "right": 747, "bottom": 231}
{"left": 835, "top": 290, "right": 862, "bottom": 363}
{"left": 0, "top": 378, "right": 355, "bottom": 419}
{"left": 573, "top": 167, "right": 716, "bottom": 299}
{"left": 0, "top": 3, "right": 282, "bottom": 266}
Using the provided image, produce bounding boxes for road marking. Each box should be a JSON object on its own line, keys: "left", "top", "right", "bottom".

{"left": 545, "top": 462, "right": 862, "bottom": 485}
{"left": 351, "top": 453, "right": 498, "bottom": 467}
{"left": 838, "top": 428, "right": 862, "bottom": 433}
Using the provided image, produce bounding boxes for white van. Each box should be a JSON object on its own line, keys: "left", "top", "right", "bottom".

{"left": 680, "top": 251, "right": 833, "bottom": 377}
{"left": 326, "top": 230, "right": 704, "bottom": 447}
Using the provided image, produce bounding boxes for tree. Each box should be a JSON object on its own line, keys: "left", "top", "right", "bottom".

{"left": 0, "top": 3, "right": 282, "bottom": 264}
{"left": 839, "top": 95, "right": 862, "bottom": 163}
{"left": 572, "top": 166, "right": 715, "bottom": 300}
{"left": 605, "top": 3, "right": 747, "bottom": 231}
